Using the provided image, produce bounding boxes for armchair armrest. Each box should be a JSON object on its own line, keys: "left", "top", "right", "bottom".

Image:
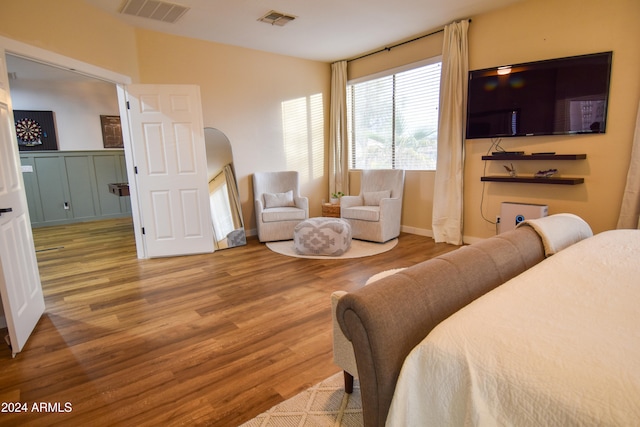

{"left": 254, "top": 198, "right": 265, "bottom": 215}
{"left": 294, "top": 196, "right": 309, "bottom": 217}
{"left": 340, "top": 195, "right": 363, "bottom": 209}
{"left": 379, "top": 197, "right": 402, "bottom": 218}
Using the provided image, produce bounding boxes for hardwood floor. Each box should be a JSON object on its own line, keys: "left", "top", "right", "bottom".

{"left": 0, "top": 218, "right": 458, "bottom": 426}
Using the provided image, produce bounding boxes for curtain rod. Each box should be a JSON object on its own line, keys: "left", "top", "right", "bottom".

{"left": 345, "top": 19, "right": 471, "bottom": 63}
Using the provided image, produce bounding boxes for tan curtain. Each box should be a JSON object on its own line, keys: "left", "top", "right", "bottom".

{"left": 432, "top": 20, "right": 469, "bottom": 245}
{"left": 617, "top": 100, "right": 640, "bottom": 229}
{"left": 329, "top": 60, "right": 350, "bottom": 197}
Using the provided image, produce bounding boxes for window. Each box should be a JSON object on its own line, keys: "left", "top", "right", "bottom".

{"left": 347, "top": 59, "right": 441, "bottom": 170}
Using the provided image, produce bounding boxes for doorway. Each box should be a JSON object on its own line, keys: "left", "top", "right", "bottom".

{"left": 7, "top": 54, "right": 132, "bottom": 229}
{"left": 0, "top": 36, "right": 146, "bottom": 260}
{"left": 2, "top": 35, "right": 217, "bottom": 262}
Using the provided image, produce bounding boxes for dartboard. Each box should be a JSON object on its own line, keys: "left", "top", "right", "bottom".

{"left": 15, "top": 117, "right": 43, "bottom": 144}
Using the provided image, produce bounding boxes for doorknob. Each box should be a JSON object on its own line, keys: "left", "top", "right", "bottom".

{"left": 0, "top": 208, "right": 13, "bottom": 215}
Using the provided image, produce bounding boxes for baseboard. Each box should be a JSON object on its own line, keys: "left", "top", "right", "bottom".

{"left": 462, "top": 235, "right": 484, "bottom": 244}
{"left": 400, "top": 225, "right": 433, "bottom": 238}
{"left": 400, "top": 225, "right": 484, "bottom": 245}
{"left": 247, "top": 223, "right": 483, "bottom": 244}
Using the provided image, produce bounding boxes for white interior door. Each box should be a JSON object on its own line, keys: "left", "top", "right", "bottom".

{"left": 0, "top": 49, "right": 45, "bottom": 357}
{"left": 125, "top": 84, "right": 213, "bottom": 258}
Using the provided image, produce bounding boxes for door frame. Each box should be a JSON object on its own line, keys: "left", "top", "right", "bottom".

{"left": 0, "top": 36, "right": 149, "bottom": 257}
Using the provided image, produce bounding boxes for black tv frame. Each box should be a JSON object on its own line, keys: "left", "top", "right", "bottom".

{"left": 465, "top": 51, "right": 613, "bottom": 140}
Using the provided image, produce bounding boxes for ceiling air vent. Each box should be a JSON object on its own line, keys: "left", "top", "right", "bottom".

{"left": 258, "top": 10, "right": 297, "bottom": 27}
{"left": 120, "top": 0, "right": 190, "bottom": 24}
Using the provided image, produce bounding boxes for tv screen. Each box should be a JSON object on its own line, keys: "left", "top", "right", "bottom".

{"left": 465, "top": 51, "right": 613, "bottom": 139}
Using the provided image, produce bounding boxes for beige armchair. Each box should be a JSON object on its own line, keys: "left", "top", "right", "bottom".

{"left": 341, "top": 169, "right": 405, "bottom": 243}
{"left": 253, "top": 171, "right": 309, "bottom": 242}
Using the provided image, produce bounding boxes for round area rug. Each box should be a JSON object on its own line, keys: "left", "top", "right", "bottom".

{"left": 266, "top": 238, "right": 397, "bottom": 259}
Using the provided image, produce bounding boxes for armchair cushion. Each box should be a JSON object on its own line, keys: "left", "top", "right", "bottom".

{"left": 339, "top": 195, "right": 363, "bottom": 209}
{"left": 264, "top": 190, "right": 295, "bottom": 208}
{"left": 363, "top": 190, "right": 390, "bottom": 206}
{"left": 342, "top": 206, "right": 380, "bottom": 222}
{"left": 262, "top": 207, "right": 307, "bottom": 223}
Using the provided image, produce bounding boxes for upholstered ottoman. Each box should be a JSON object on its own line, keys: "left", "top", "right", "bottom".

{"left": 293, "top": 217, "right": 352, "bottom": 256}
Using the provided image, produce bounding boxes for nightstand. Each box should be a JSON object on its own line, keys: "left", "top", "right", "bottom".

{"left": 322, "top": 203, "right": 341, "bottom": 218}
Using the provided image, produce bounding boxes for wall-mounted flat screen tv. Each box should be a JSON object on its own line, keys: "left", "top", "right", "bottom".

{"left": 465, "top": 51, "right": 613, "bottom": 139}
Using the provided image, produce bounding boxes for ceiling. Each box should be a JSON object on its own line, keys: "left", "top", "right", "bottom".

{"left": 83, "top": 0, "right": 522, "bottom": 63}
{"left": 7, "top": 0, "right": 522, "bottom": 82}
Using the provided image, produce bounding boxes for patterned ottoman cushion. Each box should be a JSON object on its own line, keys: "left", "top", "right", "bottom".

{"left": 294, "top": 217, "right": 352, "bottom": 256}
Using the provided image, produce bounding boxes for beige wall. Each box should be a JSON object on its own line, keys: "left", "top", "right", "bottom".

{"left": 1, "top": 0, "right": 638, "bottom": 239}
{"left": 133, "top": 30, "right": 331, "bottom": 228}
{"left": 0, "top": 0, "right": 140, "bottom": 81}
{"left": 466, "top": 0, "right": 640, "bottom": 238}
{"left": 346, "top": 0, "right": 640, "bottom": 239}
{"left": 0, "top": 0, "right": 330, "bottom": 231}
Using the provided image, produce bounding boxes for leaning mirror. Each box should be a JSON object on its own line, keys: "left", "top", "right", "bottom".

{"left": 204, "top": 127, "right": 246, "bottom": 249}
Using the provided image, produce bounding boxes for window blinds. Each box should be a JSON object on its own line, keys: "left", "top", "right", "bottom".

{"left": 348, "top": 61, "right": 441, "bottom": 170}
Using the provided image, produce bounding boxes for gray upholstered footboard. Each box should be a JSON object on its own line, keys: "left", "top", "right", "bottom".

{"left": 336, "top": 226, "right": 545, "bottom": 427}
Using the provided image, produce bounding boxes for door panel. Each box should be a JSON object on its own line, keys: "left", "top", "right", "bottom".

{"left": 94, "top": 155, "right": 122, "bottom": 215}
{"left": 65, "top": 156, "right": 97, "bottom": 219}
{"left": 0, "top": 48, "right": 45, "bottom": 357}
{"left": 35, "top": 156, "right": 70, "bottom": 222}
{"left": 126, "top": 84, "right": 213, "bottom": 257}
{"left": 151, "top": 190, "right": 172, "bottom": 239}
{"left": 175, "top": 123, "right": 197, "bottom": 173}
{"left": 19, "top": 157, "right": 42, "bottom": 224}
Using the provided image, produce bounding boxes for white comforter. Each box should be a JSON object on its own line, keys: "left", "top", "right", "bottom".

{"left": 387, "top": 230, "right": 640, "bottom": 427}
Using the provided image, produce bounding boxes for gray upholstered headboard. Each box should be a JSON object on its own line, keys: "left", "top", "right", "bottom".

{"left": 336, "top": 226, "right": 546, "bottom": 427}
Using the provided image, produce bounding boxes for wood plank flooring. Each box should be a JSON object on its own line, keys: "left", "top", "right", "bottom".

{"left": 0, "top": 218, "right": 458, "bottom": 426}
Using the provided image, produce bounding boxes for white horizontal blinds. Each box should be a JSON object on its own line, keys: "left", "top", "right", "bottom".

{"left": 347, "top": 61, "right": 441, "bottom": 170}
{"left": 394, "top": 62, "right": 441, "bottom": 170}
{"left": 349, "top": 75, "right": 394, "bottom": 169}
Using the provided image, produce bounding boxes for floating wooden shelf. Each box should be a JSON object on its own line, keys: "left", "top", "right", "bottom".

{"left": 481, "top": 176, "right": 584, "bottom": 185}
{"left": 482, "top": 154, "right": 587, "bottom": 161}
{"left": 481, "top": 153, "right": 587, "bottom": 185}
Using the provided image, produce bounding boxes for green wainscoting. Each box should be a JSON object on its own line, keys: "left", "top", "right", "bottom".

{"left": 20, "top": 151, "right": 131, "bottom": 227}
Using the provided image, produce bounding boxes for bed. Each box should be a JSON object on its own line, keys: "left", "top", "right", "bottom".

{"left": 386, "top": 229, "right": 640, "bottom": 426}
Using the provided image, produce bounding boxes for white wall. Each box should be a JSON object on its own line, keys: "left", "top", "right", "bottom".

{"left": 9, "top": 77, "right": 120, "bottom": 151}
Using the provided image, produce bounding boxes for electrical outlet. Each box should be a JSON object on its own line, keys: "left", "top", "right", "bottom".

{"left": 496, "top": 215, "right": 501, "bottom": 224}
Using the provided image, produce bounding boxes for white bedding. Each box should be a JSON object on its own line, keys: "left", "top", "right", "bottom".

{"left": 387, "top": 230, "right": 640, "bottom": 427}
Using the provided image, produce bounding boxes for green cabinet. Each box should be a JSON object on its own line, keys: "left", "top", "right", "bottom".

{"left": 20, "top": 151, "right": 131, "bottom": 227}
